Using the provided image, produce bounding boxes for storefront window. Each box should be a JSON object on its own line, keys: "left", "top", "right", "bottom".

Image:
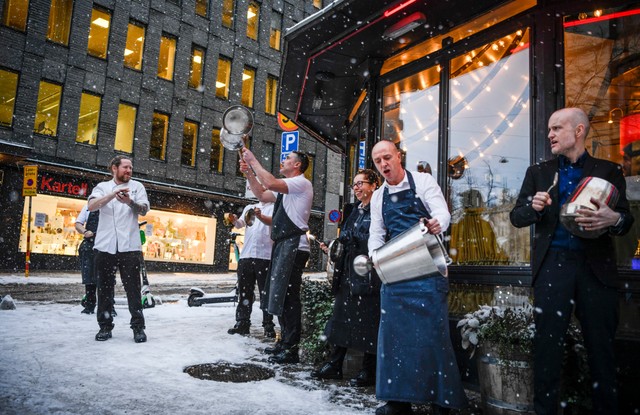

{"left": 247, "top": 1, "right": 259, "bottom": 41}
{"left": 87, "top": 8, "right": 111, "bottom": 59}
{"left": 34, "top": 80, "right": 61, "bottom": 137}
{"left": 210, "top": 127, "right": 224, "bottom": 173}
{"left": 182, "top": 120, "right": 198, "bottom": 167}
{"left": 0, "top": 68, "right": 18, "bottom": 127}
{"left": 195, "top": 0, "right": 207, "bottom": 17}
{"left": 157, "top": 35, "right": 176, "bottom": 81}
{"left": 265, "top": 75, "right": 278, "bottom": 115}
{"left": 216, "top": 57, "right": 231, "bottom": 99}
{"left": 222, "top": 0, "right": 235, "bottom": 28}
{"left": 47, "top": 0, "right": 72, "bottom": 45}
{"left": 150, "top": 112, "right": 169, "bottom": 161}
{"left": 382, "top": 65, "right": 440, "bottom": 175}
{"left": 269, "top": 11, "right": 282, "bottom": 50}
{"left": 189, "top": 46, "right": 205, "bottom": 90}
{"left": 448, "top": 28, "right": 531, "bottom": 266}
{"left": 564, "top": 6, "right": 640, "bottom": 268}
{"left": 19, "top": 194, "right": 217, "bottom": 264}
{"left": 124, "top": 22, "right": 145, "bottom": 70}
{"left": 76, "top": 92, "right": 100, "bottom": 145}
{"left": 114, "top": 102, "right": 136, "bottom": 153}
{"left": 241, "top": 66, "right": 255, "bottom": 108}
{"left": 3, "top": 0, "right": 30, "bottom": 32}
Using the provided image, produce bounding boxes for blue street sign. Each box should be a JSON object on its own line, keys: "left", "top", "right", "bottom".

{"left": 359, "top": 140, "right": 366, "bottom": 169}
{"left": 281, "top": 131, "right": 299, "bottom": 153}
{"left": 281, "top": 131, "right": 299, "bottom": 164}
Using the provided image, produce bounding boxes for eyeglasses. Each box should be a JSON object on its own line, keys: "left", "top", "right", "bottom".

{"left": 351, "top": 181, "right": 371, "bottom": 189}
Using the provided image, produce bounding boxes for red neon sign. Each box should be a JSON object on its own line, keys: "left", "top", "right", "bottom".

{"left": 563, "top": 8, "right": 640, "bottom": 28}
{"left": 384, "top": 0, "right": 417, "bottom": 17}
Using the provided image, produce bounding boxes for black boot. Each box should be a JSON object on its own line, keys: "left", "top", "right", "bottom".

{"left": 263, "top": 322, "right": 276, "bottom": 339}
{"left": 133, "top": 327, "right": 147, "bottom": 343}
{"left": 349, "top": 369, "right": 375, "bottom": 387}
{"left": 264, "top": 342, "right": 285, "bottom": 355}
{"left": 95, "top": 328, "right": 112, "bottom": 341}
{"left": 375, "top": 401, "right": 413, "bottom": 415}
{"left": 227, "top": 321, "right": 250, "bottom": 335}
{"left": 268, "top": 347, "right": 299, "bottom": 364}
{"left": 310, "top": 362, "right": 343, "bottom": 380}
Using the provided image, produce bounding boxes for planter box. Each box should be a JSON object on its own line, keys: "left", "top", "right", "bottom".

{"left": 477, "top": 343, "right": 535, "bottom": 415}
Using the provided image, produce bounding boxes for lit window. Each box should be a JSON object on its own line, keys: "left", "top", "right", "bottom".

{"left": 150, "top": 112, "right": 169, "bottom": 160}
{"left": 124, "top": 22, "right": 145, "bottom": 70}
{"left": 265, "top": 76, "right": 278, "bottom": 115}
{"left": 195, "top": 0, "right": 207, "bottom": 17}
{"left": 303, "top": 153, "right": 315, "bottom": 182}
{"left": 241, "top": 67, "right": 255, "bottom": 108}
{"left": 269, "top": 11, "right": 282, "bottom": 50}
{"left": 216, "top": 57, "right": 231, "bottom": 99}
{"left": 210, "top": 128, "right": 224, "bottom": 173}
{"left": 0, "top": 69, "right": 19, "bottom": 127}
{"left": 313, "top": 0, "right": 322, "bottom": 9}
{"left": 76, "top": 92, "right": 101, "bottom": 145}
{"left": 87, "top": 8, "right": 111, "bottom": 59}
{"left": 114, "top": 102, "right": 137, "bottom": 153}
{"left": 2, "top": 0, "right": 30, "bottom": 31}
{"left": 222, "top": 0, "right": 234, "bottom": 28}
{"left": 34, "top": 80, "right": 61, "bottom": 137}
{"left": 47, "top": 0, "right": 73, "bottom": 45}
{"left": 158, "top": 35, "right": 176, "bottom": 81}
{"left": 182, "top": 120, "right": 198, "bottom": 166}
{"left": 189, "top": 46, "right": 205, "bottom": 90}
{"left": 247, "top": 1, "right": 259, "bottom": 40}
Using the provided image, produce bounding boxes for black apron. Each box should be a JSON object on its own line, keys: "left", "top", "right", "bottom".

{"left": 79, "top": 210, "right": 99, "bottom": 285}
{"left": 263, "top": 193, "right": 306, "bottom": 316}
{"left": 376, "top": 172, "right": 467, "bottom": 408}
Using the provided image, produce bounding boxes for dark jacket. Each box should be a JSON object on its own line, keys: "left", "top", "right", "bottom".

{"left": 325, "top": 203, "right": 381, "bottom": 354}
{"left": 510, "top": 153, "right": 633, "bottom": 287}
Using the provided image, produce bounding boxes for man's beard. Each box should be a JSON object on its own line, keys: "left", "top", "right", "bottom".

{"left": 116, "top": 173, "right": 131, "bottom": 183}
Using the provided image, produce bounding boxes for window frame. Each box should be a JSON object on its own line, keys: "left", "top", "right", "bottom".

{"left": 87, "top": 7, "right": 111, "bottom": 59}
{"left": 2, "top": 0, "right": 30, "bottom": 32}
{"left": 246, "top": 1, "right": 260, "bottom": 41}
{"left": 150, "top": 111, "right": 170, "bottom": 161}
{"left": 157, "top": 34, "right": 177, "bottom": 81}
{"left": 215, "top": 56, "right": 232, "bottom": 100}
{"left": 34, "top": 80, "right": 63, "bottom": 137}
{"left": 188, "top": 45, "right": 206, "bottom": 90}
{"left": 114, "top": 101, "right": 138, "bottom": 153}
{"left": 241, "top": 66, "right": 256, "bottom": 108}
{"left": 123, "top": 21, "right": 146, "bottom": 71}
{"left": 76, "top": 91, "right": 102, "bottom": 145}
{"left": 0, "top": 67, "right": 20, "bottom": 128}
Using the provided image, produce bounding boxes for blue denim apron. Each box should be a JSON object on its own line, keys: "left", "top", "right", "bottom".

{"left": 376, "top": 172, "right": 467, "bottom": 409}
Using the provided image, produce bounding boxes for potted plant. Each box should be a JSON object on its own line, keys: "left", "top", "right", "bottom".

{"left": 457, "top": 303, "right": 536, "bottom": 415}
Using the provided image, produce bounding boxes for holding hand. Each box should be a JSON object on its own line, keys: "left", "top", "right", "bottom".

{"left": 423, "top": 218, "right": 442, "bottom": 235}
{"left": 114, "top": 188, "right": 131, "bottom": 204}
{"left": 574, "top": 197, "right": 621, "bottom": 231}
{"left": 531, "top": 191, "right": 552, "bottom": 212}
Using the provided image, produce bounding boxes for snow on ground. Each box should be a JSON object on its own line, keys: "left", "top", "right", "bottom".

{"left": 0, "top": 298, "right": 375, "bottom": 415}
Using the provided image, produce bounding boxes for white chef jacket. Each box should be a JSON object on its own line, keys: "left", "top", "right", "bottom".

{"left": 89, "top": 179, "right": 149, "bottom": 254}
{"left": 235, "top": 202, "right": 274, "bottom": 260}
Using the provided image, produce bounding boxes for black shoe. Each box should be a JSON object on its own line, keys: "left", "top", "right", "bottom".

{"left": 81, "top": 307, "right": 95, "bottom": 315}
{"left": 310, "top": 362, "right": 343, "bottom": 380}
{"left": 110, "top": 309, "right": 117, "bottom": 318}
{"left": 264, "top": 342, "right": 285, "bottom": 355}
{"left": 227, "top": 321, "right": 250, "bottom": 335}
{"left": 349, "top": 369, "right": 375, "bottom": 387}
{"left": 375, "top": 401, "right": 413, "bottom": 415}
{"left": 95, "top": 328, "right": 112, "bottom": 341}
{"left": 264, "top": 326, "right": 276, "bottom": 338}
{"left": 268, "top": 348, "right": 299, "bottom": 364}
{"left": 133, "top": 328, "right": 147, "bottom": 343}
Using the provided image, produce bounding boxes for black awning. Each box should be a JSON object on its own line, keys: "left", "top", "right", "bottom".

{"left": 279, "top": 0, "right": 512, "bottom": 154}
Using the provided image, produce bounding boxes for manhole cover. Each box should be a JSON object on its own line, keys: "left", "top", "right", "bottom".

{"left": 184, "top": 362, "right": 275, "bottom": 383}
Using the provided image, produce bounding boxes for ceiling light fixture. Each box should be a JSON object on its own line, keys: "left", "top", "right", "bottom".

{"left": 383, "top": 12, "right": 426, "bottom": 40}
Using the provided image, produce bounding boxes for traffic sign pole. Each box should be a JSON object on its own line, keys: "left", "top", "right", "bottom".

{"left": 23, "top": 165, "right": 38, "bottom": 278}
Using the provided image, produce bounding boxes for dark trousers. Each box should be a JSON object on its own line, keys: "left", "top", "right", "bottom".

{"left": 533, "top": 249, "right": 618, "bottom": 415}
{"left": 84, "top": 284, "right": 97, "bottom": 309}
{"left": 235, "top": 258, "right": 273, "bottom": 327}
{"left": 329, "top": 345, "right": 376, "bottom": 374}
{"left": 279, "top": 251, "right": 309, "bottom": 349}
{"left": 95, "top": 250, "right": 145, "bottom": 330}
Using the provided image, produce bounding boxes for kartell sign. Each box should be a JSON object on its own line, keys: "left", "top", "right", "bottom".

{"left": 39, "top": 174, "right": 91, "bottom": 197}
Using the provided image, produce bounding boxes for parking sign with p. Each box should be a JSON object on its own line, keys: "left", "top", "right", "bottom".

{"left": 281, "top": 131, "right": 299, "bottom": 163}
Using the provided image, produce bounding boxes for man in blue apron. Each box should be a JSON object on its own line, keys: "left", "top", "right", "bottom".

{"left": 369, "top": 140, "right": 467, "bottom": 415}
{"left": 240, "top": 149, "right": 313, "bottom": 364}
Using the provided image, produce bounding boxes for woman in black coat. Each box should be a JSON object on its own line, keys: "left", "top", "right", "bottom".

{"left": 311, "top": 169, "right": 381, "bottom": 387}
